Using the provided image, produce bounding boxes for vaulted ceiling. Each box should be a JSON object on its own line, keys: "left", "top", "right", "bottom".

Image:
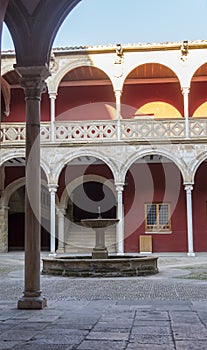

{"left": 4, "top": 0, "right": 81, "bottom": 67}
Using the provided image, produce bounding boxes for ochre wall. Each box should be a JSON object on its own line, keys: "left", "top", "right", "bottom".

{"left": 4, "top": 81, "right": 207, "bottom": 122}
{"left": 190, "top": 82, "right": 207, "bottom": 116}
{"left": 122, "top": 83, "right": 183, "bottom": 117}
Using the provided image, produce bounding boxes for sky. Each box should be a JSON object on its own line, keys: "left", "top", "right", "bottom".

{"left": 2, "top": 0, "right": 207, "bottom": 50}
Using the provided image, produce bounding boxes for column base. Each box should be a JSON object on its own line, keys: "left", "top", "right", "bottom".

{"left": 56, "top": 248, "right": 65, "bottom": 254}
{"left": 92, "top": 249, "right": 108, "bottom": 259}
{"left": 17, "top": 296, "right": 47, "bottom": 310}
{"left": 187, "top": 252, "right": 195, "bottom": 257}
{"left": 49, "top": 252, "right": 57, "bottom": 257}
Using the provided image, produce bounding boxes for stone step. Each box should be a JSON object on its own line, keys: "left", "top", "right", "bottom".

{"left": 64, "top": 222, "right": 117, "bottom": 253}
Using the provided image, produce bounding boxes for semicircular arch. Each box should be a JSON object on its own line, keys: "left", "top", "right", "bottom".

{"left": 0, "top": 150, "right": 50, "bottom": 184}
{"left": 189, "top": 152, "right": 207, "bottom": 184}
{"left": 120, "top": 148, "right": 186, "bottom": 183}
{"left": 122, "top": 61, "right": 181, "bottom": 88}
{"left": 59, "top": 174, "right": 116, "bottom": 210}
{"left": 1, "top": 177, "right": 50, "bottom": 208}
{"left": 47, "top": 58, "right": 114, "bottom": 93}
{"left": 54, "top": 149, "right": 118, "bottom": 186}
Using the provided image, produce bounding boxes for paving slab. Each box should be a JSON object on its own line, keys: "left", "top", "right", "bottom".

{"left": 0, "top": 253, "right": 207, "bottom": 349}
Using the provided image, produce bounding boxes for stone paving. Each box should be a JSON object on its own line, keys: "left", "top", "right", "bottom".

{"left": 0, "top": 253, "right": 207, "bottom": 349}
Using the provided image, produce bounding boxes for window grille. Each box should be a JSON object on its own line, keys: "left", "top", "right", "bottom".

{"left": 145, "top": 203, "right": 171, "bottom": 232}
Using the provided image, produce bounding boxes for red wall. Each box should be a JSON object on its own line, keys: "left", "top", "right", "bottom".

{"left": 5, "top": 88, "right": 50, "bottom": 122}
{"left": 122, "top": 82, "right": 183, "bottom": 117}
{"left": 5, "top": 167, "right": 47, "bottom": 187}
{"left": 5, "top": 81, "right": 207, "bottom": 123}
{"left": 5, "top": 167, "right": 25, "bottom": 186}
{"left": 193, "top": 162, "right": 207, "bottom": 251}
{"left": 56, "top": 86, "right": 115, "bottom": 121}
{"left": 124, "top": 162, "right": 187, "bottom": 253}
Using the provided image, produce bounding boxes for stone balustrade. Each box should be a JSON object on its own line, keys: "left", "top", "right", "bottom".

{"left": 1, "top": 118, "right": 207, "bottom": 145}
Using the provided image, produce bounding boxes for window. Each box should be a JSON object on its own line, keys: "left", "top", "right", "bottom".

{"left": 145, "top": 203, "right": 171, "bottom": 233}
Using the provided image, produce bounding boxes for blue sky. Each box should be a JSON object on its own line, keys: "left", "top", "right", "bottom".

{"left": 2, "top": 0, "right": 207, "bottom": 50}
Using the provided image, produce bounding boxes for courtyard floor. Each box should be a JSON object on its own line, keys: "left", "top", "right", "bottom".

{"left": 0, "top": 252, "right": 207, "bottom": 349}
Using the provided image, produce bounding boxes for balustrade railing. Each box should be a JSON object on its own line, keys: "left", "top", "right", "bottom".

{"left": 1, "top": 118, "right": 207, "bottom": 145}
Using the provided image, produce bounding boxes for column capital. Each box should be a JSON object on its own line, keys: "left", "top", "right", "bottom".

{"left": 14, "top": 65, "right": 50, "bottom": 99}
{"left": 114, "top": 89, "right": 122, "bottom": 97}
{"left": 184, "top": 184, "right": 193, "bottom": 192}
{"left": 56, "top": 207, "right": 66, "bottom": 217}
{"left": 181, "top": 86, "right": 190, "bottom": 95}
{"left": 49, "top": 92, "right": 57, "bottom": 99}
{"left": 115, "top": 184, "right": 124, "bottom": 192}
{"left": 48, "top": 184, "right": 58, "bottom": 193}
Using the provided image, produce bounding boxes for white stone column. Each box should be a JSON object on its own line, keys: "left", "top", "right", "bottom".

{"left": 182, "top": 87, "right": 190, "bottom": 139}
{"left": 185, "top": 184, "right": 195, "bottom": 256}
{"left": 116, "top": 184, "right": 124, "bottom": 254}
{"left": 115, "top": 90, "right": 122, "bottom": 140}
{"left": 0, "top": 205, "right": 9, "bottom": 252}
{"left": 48, "top": 184, "right": 58, "bottom": 254}
{"left": 49, "top": 92, "right": 57, "bottom": 142}
{"left": 56, "top": 207, "right": 66, "bottom": 253}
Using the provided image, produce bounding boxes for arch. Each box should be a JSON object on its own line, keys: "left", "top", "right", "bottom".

{"left": 190, "top": 152, "right": 207, "bottom": 184}
{"left": 54, "top": 149, "right": 119, "bottom": 185}
{"left": 120, "top": 148, "right": 186, "bottom": 184}
{"left": 47, "top": 59, "right": 114, "bottom": 94}
{"left": 59, "top": 174, "right": 116, "bottom": 210}
{"left": 1, "top": 177, "right": 25, "bottom": 207}
{"left": 189, "top": 61, "right": 207, "bottom": 86}
{"left": 123, "top": 61, "right": 181, "bottom": 87}
{"left": 1, "top": 63, "right": 16, "bottom": 78}
{"left": 0, "top": 150, "right": 51, "bottom": 184}
{"left": 137, "top": 101, "right": 182, "bottom": 118}
{"left": 1, "top": 176, "right": 49, "bottom": 207}
{"left": 0, "top": 150, "right": 25, "bottom": 166}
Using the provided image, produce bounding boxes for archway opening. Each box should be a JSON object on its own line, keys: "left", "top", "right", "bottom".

{"left": 69, "top": 180, "right": 116, "bottom": 223}
{"left": 122, "top": 63, "right": 182, "bottom": 119}
{"left": 56, "top": 66, "right": 114, "bottom": 121}
{"left": 123, "top": 154, "right": 186, "bottom": 253}
{"left": 8, "top": 184, "right": 51, "bottom": 251}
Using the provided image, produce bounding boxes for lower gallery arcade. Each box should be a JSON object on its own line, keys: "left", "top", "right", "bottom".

{"left": 1, "top": 148, "right": 207, "bottom": 256}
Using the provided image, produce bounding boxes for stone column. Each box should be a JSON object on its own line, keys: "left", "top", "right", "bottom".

{"left": 16, "top": 66, "right": 50, "bottom": 309}
{"left": 56, "top": 207, "right": 66, "bottom": 253}
{"left": 185, "top": 184, "right": 195, "bottom": 256}
{"left": 182, "top": 87, "right": 190, "bottom": 139}
{"left": 48, "top": 184, "right": 58, "bottom": 254}
{"left": 0, "top": 205, "right": 9, "bottom": 252}
{"left": 116, "top": 184, "right": 124, "bottom": 254}
{"left": 115, "top": 90, "right": 122, "bottom": 140}
{"left": 49, "top": 92, "right": 57, "bottom": 142}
